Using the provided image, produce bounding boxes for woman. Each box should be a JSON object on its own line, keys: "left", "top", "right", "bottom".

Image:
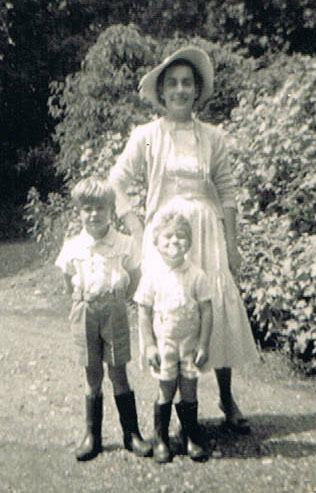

{"left": 109, "top": 46, "right": 258, "bottom": 434}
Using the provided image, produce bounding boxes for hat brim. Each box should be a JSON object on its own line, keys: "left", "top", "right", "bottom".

{"left": 139, "top": 46, "right": 214, "bottom": 109}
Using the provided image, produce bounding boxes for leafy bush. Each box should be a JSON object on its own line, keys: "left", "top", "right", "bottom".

{"left": 24, "top": 187, "right": 78, "bottom": 259}
{"left": 0, "top": 203, "right": 27, "bottom": 240}
{"left": 226, "top": 53, "right": 316, "bottom": 373}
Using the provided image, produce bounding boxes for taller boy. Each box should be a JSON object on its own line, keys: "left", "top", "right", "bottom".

{"left": 56, "top": 176, "right": 152, "bottom": 461}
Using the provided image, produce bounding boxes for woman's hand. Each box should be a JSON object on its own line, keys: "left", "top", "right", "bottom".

{"left": 146, "top": 344, "right": 161, "bottom": 372}
{"left": 123, "top": 212, "right": 144, "bottom": 240}
{"left": 193, "top": 346, "right": 209, "bottom": 369}
{"left": 226, "top": 243, "right": 242, "bottom": 280}
{"left": 222, "top": 207, "right": 242, "bottom": 280}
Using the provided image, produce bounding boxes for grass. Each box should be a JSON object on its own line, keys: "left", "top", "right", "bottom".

{"left": 0, "top": 238, "right": 42, "bottom": 278}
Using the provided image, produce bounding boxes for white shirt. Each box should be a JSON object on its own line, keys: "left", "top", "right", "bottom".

{"left": 56, "top": 227, "right": 140, "bottom": 296}
{"left": 135, "top": 257, "right": 212, "bottom": 338}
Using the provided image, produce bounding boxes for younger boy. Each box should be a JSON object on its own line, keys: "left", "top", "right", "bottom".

{"left": 56, "top": 176, "right": 152, "bottom": 461}
{"left": 135, "top": 209, "right": 213, "bottom": 463}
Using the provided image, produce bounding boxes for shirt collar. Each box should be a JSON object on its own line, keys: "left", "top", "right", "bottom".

{"left": 80, "top": 226, "right": 115, "bottom": 248}
{"left": 162, "top": 257, "right": 191, "bottom": 273}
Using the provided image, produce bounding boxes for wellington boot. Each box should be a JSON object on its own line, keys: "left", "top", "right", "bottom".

{"left": 76, "top": 394, "right": 103, "bottom": 461}
{"left": 175, "top": 401, "right": 208, "bottom": 462}
{"left": 153, "top": 401, "right": 172, "bottom": 464}
{"left": 114, "top": 391, "right": 152, "bottom": 457}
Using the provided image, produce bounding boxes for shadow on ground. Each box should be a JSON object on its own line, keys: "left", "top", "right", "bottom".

{"left": 196, "top": 412, "right": 316, "bottom": 460}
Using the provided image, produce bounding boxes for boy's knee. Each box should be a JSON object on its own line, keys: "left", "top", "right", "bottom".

{"left": 85, "top": 383, "right": 102, "bottom": 397}
{"left": 107, "top": 364, "right": 130, "bottom": 394}
{"left": 108, "top": 364, "right": 126, "bottom": 380}
{"left": 85, "top": 364, "right": 104, "bottom": 389}
{"left": 179, "top": 375, "right": 198, "bottom": 402}
{"left": 158, "top": 379, "right": 177, "bottom": 403}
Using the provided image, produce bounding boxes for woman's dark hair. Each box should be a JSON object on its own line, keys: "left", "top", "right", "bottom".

{"left": 156, "top": 58, "right": 203, "bottom": 107}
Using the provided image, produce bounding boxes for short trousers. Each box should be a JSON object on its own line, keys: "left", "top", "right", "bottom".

{"left": 152, "top": 333, "right": 200, "bottom": 381}
{"left": 69, "top": 298, "right": 131, "bottom": 367}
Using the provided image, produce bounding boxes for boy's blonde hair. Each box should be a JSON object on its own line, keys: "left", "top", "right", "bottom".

{"left": 71, "top": 176, "right": 115, "bottom": 207}
{"left": 152, "top": 210, "right": 192, "bottom": 248}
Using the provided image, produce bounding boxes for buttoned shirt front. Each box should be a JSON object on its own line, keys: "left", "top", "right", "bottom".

{"left": 56, "top": 227, "right": 140, "bottom": 296}
{"left": 135, "top": 257, "right": 212, "bottom": 339}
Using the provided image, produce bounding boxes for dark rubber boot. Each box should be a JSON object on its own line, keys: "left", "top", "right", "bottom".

{"left": 114, "top": 391, "right": 152, "bottom": 457}
{"left": 175, "top": 401, "right": 208, "bottom": 462}
{"left": 153, "top": 401, "right": 173, "bottom": 464}
{"left": 76, "top": 394, "right": 103, "bottom": 461}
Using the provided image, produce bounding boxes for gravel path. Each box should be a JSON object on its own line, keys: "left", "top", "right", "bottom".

{"left": 0, "top": 258, "right": 316, "bottom": 493}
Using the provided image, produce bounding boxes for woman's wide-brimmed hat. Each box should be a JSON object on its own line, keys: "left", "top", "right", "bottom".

{"left": 139, "top": 46, "right": 214, "bottom": 108}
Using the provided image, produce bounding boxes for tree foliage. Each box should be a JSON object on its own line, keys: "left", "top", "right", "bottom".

{"left": 204, "top": 0, "right": 316, "bottom": 56}
{"left": 131, "top": 0, "right": 208, "bottom": 38}
{"left": 0, "top": 0, "right": 147, "bottom": 223}
{"left": 0, "top": 0, "right": 102, "bottom": 224}
{"left": 226, "top": 54, "right": 316, "bottom": 372}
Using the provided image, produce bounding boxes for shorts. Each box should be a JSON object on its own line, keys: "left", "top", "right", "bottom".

{"left": 152, "top": 333, "right": 200, "bottom": 381}
{"left": 69, "top": 299, "right": 131, "bottom": 368}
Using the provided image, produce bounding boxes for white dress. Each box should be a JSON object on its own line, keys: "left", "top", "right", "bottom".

{"left": 142, "top": 123, "right": 258, "bottom": 370}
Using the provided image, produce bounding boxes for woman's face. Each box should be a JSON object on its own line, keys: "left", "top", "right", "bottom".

{"left": 160, "top": 64, "right": 198, "bottom": 121}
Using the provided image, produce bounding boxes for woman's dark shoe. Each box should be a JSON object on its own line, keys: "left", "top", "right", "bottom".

{"left": 114, "top": 391, "right": 152, "bottom": 457}
{"left": 76, "top": 394, "right": 103, "bottom": 461}
{"left": 219, "top": 399, "right": 251, "bottom": 435}
{"left": 153, "top": 402, "right": 173, "bottom": 463}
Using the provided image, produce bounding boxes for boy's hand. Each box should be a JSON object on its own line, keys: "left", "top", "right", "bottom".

{"left": 146, "top": 344, "right": 161, "bottom": 372}
{"left": 63, "top": 273, "right": 73, "bottom": 295}
{"left": 114, "top": 287, "right": 126, "bottom": 300}
{"left": 193, "top": 347, "right": 209, "bottom": 369}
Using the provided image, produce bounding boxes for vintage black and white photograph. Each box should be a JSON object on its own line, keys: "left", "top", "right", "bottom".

{"left": 1, "top": 1, "right": 315, "bottom": 492}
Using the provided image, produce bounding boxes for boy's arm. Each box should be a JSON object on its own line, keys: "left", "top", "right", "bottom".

{"left": 55, "top": 241, "right": 74, "bottom": 295}
{"left": 194, "top": 299, "right": 213, "bottom": 369}
{"left": 123, "top": 212, "right": 144, "bottom": 248}
{"left": 122, "top": 232, "right": 143, "bottom": 301}
{"left": 138, "top": 304, "right": 160, "bottom": 371}
{"left": 125, "top": 266, "right": 141, "bottom": 301}
{"left": 63, "top": 273, "right": 73, "bottom": 295}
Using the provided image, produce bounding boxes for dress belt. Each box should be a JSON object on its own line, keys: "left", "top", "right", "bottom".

{"left": 164, "top": 178, "right": 210, "bottom": 198}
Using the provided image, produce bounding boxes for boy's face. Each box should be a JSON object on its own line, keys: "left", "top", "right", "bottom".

{"left": 79, "top": 200, "right": 111, "bottom": 239}
{"left": 156, "top": 224, "right": 190, "bottom": 267}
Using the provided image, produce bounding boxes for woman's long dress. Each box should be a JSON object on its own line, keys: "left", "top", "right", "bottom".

{"left": 141, "top": 124, "right": 258, "bottom": 370}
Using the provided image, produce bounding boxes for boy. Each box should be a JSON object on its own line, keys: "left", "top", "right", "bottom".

{"left": 56, "top": 176, "right": 152, "bottom": 461}
{"left": 135, "top": 209, "right": 213, "bottom": 463}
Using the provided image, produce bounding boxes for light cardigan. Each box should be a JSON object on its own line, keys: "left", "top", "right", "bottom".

{"left": 109, "top": 116, "right": 236, "bottom": 223}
